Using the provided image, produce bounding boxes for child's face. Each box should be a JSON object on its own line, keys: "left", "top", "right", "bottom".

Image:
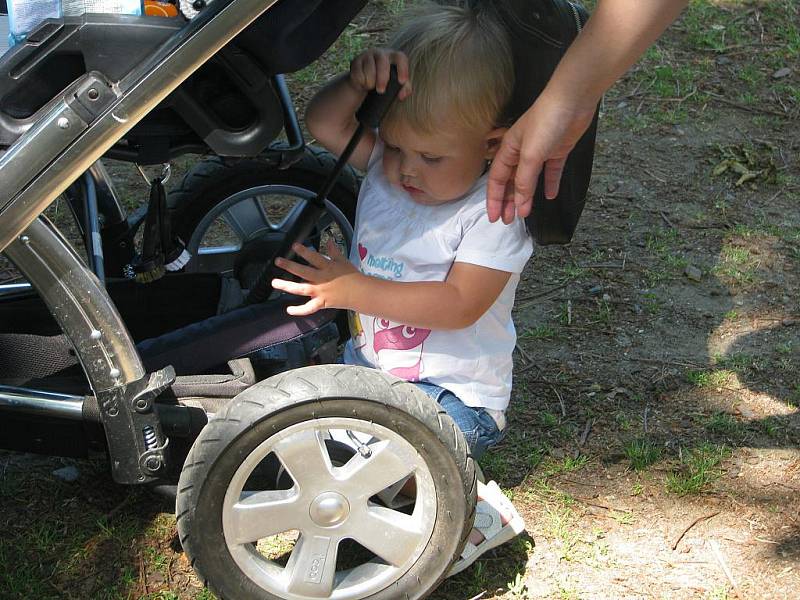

{"left": 379, "top": 122, "right": 503, "bottom": 206}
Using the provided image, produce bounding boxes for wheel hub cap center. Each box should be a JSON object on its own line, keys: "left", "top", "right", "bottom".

{"left": 309, "top": 491, "right": 350, "bottom": 526}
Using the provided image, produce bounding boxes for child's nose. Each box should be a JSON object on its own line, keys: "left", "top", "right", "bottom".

{"left": 399, "top": 156, "right": 416, "bottom": 177}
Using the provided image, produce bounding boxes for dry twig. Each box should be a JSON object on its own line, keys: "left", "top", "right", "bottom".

{"left": 578, "top": 418, "right": 595, "bottom": 447}
{"left": 672, "top": 512, "right": 720, "bottom": 551}
{"left": 710, "top": 539, "right": 741, "bottom": 598}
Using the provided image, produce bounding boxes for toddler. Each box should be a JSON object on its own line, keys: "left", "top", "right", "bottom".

{"left": 272, "top": 2, "right": 531, "bottom": 576}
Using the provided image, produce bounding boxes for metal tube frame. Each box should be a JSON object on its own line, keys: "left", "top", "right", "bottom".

{"left": 0, "top": 0, "right": 281, "bottom": 484}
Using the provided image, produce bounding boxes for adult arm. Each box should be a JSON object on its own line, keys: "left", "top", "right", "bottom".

{"left": 487, "top": 0, "right": 689, "bottom": 223}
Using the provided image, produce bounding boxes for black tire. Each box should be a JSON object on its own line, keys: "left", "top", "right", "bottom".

{"left": 169, "top": 145, "right": 359, "bottom": 244}
{"left": 176, "top": 365, "right": 477, "bottom": 600}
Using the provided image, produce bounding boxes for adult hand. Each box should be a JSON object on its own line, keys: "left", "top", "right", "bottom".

{"left": 486, "top": 92, "right": 596, "bottom": 224}
{"left": 485, "top": 0, "right": 690, "bottom": 224}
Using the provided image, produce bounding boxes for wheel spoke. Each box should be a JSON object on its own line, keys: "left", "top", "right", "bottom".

{"left": 227, "top": 489, "right": 303, "bottom": 545}
{"left": 192, "top": 245, "right": 239, "bottom": 273}
{"left": 273, "top": 429, "right": 334, "bottom": 490}
{"left": 222, "top": 196, "right": 271, "bottom": 240}
{"left": 340, "top": 439, "right": 417, "bottom": 498}
{"left": 275, "top": 198, "right": 308, "bottom": 233}
{"left": 350, "top": 506, "right": 426, "bottom": 567}
{"left": 285, "top": 534, "right": 339, "bottom": 597}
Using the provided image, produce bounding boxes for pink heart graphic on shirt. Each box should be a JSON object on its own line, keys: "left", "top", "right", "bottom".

{"left": 358, "top": 243, "right": 368, "bottom": 261}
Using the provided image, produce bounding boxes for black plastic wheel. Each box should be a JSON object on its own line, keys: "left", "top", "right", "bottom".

{"left": 176, "top": 364, "right": 477, "bottom": 600}
{"left": 168, "top": 145, "right": 359, "bottom": 288}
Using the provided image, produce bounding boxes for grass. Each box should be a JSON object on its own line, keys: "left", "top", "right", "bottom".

{"left": 540, "top": 454, "right": 590, "bottom": 478}
{"left": 624, "top": 438, "right": 662, "bottom": 471}
{"left": 665, "top": 443, "right": 731, "bottom": 495}
{"left": 641, "top": 292, "right": 663, "bottom": 315}
{"left": 703, "top": 412, "right": 742, "bottom": 436}
{"left": 543, "top": 502, "right": 580, "bottom": 561}
{"left": 686, "top": 369, "right": 735, "bottom": 388}
{"left": 644, "top": 228, "right": 688, "bottom": 285}
{"left": 521, "top": 324, "right": 557, "bottom": 341}
{"left": 713, "top": 244, "right": 758, "bottom": 285}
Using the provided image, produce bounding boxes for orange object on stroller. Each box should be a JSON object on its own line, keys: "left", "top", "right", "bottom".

{"left": 144, "top": 0, "right": 178, "bottom": 17}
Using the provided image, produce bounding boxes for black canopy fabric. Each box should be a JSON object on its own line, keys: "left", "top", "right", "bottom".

{"left": 234, "top": 0, "right": 369, "bottom": 75}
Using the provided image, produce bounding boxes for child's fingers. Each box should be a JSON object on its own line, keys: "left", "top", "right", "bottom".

{"left": 390, "top": 51, "right": 410, "bottom": 84}
{"left": 374, "top": 51, "right": 392, "bottom": 93}
{"left": 292, "top": 243, "right": 331, "bottom": 269}
{"left": 360, "top": 55, "right": 377, "bottom": 91}
{"left": 349, "top": 58, "right": 365, "bottom": 89}
{"left": 325, "top": 238, "right": 346, "bottom": 260}
{"left": 286, "top": 297, "right": 325, "bottom": 316}
{"left": 274, "top": 256, "right": 316, "bottom": 281}
{"left": 271, "top": 278, "right": 312, "bottom": 297}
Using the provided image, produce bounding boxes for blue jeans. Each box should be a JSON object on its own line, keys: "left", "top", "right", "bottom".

{"left": 414, "top": 382, "right": 504, "bottom": 460}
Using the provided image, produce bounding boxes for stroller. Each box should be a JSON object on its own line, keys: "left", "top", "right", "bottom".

{"left": 0, "top": 1, "right": 597, "bottom": 598}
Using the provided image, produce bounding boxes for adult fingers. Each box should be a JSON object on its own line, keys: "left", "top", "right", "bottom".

{"left": 543, "top": 157, "right": 567, "bottom": 200}
{"left": 501, "top": 187, "right": 517, "bottom": 225}
{"left": 511, "top": 145, "right": 543, "bottom": 220}
{"left": 487, "top": 141, "right": 519, "bottom": 223}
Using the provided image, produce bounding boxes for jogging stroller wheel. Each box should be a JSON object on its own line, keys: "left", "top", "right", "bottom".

{"left": 176, "top": 364, "right": 477, "bottom": 600}
{"left": 169, "top": 146, "right": 358, "bottom": 289}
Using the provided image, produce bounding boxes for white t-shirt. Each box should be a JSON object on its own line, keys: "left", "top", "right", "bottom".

{"left": 343, "top": 142, "right": 533, "bottom": 412}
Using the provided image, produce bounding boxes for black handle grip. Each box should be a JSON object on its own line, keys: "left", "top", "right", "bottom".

{"left": 356, "top": 65, "right": 402, "bottom": 129}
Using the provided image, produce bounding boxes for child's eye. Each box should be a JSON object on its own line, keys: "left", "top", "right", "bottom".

{"left": 421, "top": 154, "right": 442, "bottom": 164}
{"left": 385, "top": 144, "right": 400, "bottom": 152}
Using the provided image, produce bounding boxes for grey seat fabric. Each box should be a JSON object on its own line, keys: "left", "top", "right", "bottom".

{"left": 137, "top": 296, "right": 336, "bottom": 375}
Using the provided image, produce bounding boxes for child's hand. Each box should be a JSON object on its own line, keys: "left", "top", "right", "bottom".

{"left": 349, "top": 48, "right": 412, "bottom": 100}
{"left": 272, "top": 240, "right": 363, "bottom": 316}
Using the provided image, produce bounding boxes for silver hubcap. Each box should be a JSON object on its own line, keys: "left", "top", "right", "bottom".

{"left": 310, "top": 492, "right": 350, "bottom": 527}
{"left": 221, "top": 417, "right": 437, "bottom": 600}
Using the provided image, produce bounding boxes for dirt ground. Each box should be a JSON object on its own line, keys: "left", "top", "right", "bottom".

{"left": 1, "top": 1, "right": 798, "bottom": 599}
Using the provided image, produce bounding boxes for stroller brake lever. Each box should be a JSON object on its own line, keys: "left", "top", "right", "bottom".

{"left": 245, "top": 67, "right": 402, "bottom": 305}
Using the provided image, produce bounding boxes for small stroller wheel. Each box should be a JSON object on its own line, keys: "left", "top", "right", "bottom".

{"left": 176, "top": 365, "right": 476, "bottom": 600}
{"left": 168, "top": 146, "right": 358, "bottom": 288}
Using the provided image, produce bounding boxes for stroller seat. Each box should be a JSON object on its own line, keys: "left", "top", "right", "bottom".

{"left": 138, "top": 296, "right": 338, "bottom": 376}
{"left": 0, "top": 273, "right": 339, "bottom": 395}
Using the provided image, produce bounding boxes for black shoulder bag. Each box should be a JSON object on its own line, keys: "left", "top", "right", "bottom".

{"left": 495, "top": 0, "right": 600, "bottom": 245}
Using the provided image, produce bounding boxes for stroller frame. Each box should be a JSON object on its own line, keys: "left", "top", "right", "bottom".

{"left": 0, "top": 0, "right": 281, "bottom": 485}
{"left": 0, "top": 2, "right": 597, "bottom": 597}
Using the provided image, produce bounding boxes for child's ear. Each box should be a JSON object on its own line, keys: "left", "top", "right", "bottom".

{"left": 484, "top": 127, "right": 508, "bottom": 160}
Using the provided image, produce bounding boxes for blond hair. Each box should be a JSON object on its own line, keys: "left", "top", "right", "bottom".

{"left": 383, "top": 2, "right": 513, "bottom": 136}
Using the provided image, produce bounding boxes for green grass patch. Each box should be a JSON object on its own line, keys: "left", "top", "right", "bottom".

{"left": 520, "top": 324, "right": 557, "bottom": 341}
{"left": 682, "top": 0, "right": 749, "bottom": 52}
{"left": 686, "top": 369, "right": 735, "bottom": 388}
{"left": 645, "top": 228, "right": 688, "bottom": 279}
{"left": 759, "top": 416, "right": 785, "bottom": 440}
{"left": 665, "top": 443, "right": 731, "bottom": 495}
{"left": 623, "top": 438, "right": 662, "bottom": 471}
{"left": 703, "top": 412, "right": 741, "bottom": 436}
{"left": 712, "top": 243, "right": 759, "bottom": 284}
{"left": 543, "top": 503, "right": 580, "bottom": 561}
{"left": 561, "top": 264, "right": 586, "bottom": 279}
{"left": 540, "top": 454, "right": 590, "bottom": 478}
